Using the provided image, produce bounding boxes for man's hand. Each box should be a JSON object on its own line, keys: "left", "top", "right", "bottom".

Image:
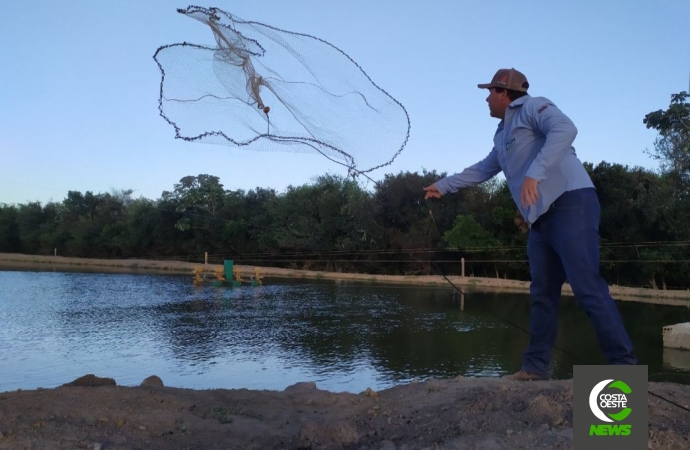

{"left": 520, "top": 177, "right": 539, "bottom": 208}
{"left": 423, "top": 185, "right": 442, "bottom": 200}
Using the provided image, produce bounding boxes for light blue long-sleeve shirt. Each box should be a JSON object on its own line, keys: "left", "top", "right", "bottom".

{"left": 434, "top": 95, "right": 594, "bottom": 224}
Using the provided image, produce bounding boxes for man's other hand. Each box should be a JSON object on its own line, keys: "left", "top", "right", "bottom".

{"left": 423, "top": 185, "right": 442, "bottom": 200}
{"left": 520, "top": 177, "right": 539, "bottom": 207}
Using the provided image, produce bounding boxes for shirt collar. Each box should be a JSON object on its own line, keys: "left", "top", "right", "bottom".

{"left": 497, "top": 95, "right": 531, "bottom": 130}
{"left": 508, "top": 94, "right": 531, "bottom": 109}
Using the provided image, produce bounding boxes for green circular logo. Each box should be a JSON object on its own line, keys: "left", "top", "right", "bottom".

{"left": 589, "top": 379, "right": 632, "bottom": 422}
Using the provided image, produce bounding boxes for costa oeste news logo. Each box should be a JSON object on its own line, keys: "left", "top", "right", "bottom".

{"left": 588, "top": 379, "right": 632, "bottom": 435}
{"left": 573, "top": 365, "right": 647, "bottom": 450}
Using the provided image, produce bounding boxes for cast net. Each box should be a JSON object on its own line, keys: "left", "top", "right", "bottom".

{"left": 153, "top": 5, "right": 410, "bottom": 176}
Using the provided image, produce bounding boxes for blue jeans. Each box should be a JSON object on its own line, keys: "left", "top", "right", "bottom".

{"left": 523, "top": 188, "right": 637, "bottom": 376}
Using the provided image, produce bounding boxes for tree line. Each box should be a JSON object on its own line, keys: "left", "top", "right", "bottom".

{"left": 1, "top": 92, "right": 688, "bottom": 289}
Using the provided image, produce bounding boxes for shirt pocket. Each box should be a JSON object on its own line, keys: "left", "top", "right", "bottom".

{"left": 507, "top": 125, "right": 538, "bottom": 151}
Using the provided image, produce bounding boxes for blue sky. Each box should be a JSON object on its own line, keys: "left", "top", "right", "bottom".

{"left": 1, "top": 0, "right": 689, "bottom": 206}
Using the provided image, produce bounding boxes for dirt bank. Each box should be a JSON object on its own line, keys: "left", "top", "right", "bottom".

{"left": 0, "top": 374, "right": 688, "bottom": 450}
{"left": 1, "top": 253, "right": 689, "bottom": 305}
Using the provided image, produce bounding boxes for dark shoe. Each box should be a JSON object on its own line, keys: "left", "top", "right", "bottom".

{"left": 502, "top": 370, "right": 548, "bottom": 381}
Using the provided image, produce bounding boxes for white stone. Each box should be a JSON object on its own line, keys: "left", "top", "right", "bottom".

{"left": 663, "top": 348, "right": 690, "bottom": 371}
{"left": 662, "top": 322, "right": 690, "bottom": 351}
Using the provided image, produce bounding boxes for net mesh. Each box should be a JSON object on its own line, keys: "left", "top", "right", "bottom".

{"left": 153, "top": 6, "right": 411, "bottom": 176}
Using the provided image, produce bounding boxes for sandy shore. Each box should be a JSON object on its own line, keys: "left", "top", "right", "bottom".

{"left": 1, "top": 252, "right": 689, "bottom": 305}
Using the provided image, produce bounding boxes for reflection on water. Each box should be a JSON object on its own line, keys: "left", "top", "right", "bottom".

{"left": 1, "top": 270, "right": 689, "bottom": 393}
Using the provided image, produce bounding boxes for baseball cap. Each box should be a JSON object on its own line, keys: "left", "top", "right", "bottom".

{"left": 478, "top": 68, "right": 529, "bottom": 92}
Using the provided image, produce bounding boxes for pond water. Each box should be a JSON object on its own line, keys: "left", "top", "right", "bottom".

{"left": 1, "top": 270, "right": 689, "bottom": 393}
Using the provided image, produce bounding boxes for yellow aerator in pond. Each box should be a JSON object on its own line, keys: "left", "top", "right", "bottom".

{"left": 192, "top": 260, "right": 262, "bottom": 287}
